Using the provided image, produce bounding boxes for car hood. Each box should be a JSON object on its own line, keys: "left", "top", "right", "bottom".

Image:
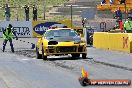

{"left": 47, "top": 36, "right": 81, "bottom": 42}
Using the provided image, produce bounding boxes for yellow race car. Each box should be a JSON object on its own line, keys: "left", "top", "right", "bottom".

{"left": 36, "top": 28, "right": 87, "bottom": 60}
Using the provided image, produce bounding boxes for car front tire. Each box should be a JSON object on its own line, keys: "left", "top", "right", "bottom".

{"left": 82, "top": 53, "right": 87, "bottom": 59}
{"left": 36, "top": 47, "right": 42, "bottom": 59}
{"left": 42, "top": 46, "right": 47, "bottom": 60}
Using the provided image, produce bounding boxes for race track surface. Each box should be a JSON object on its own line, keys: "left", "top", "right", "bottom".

{"left": 0, "top": 38, "right": 131, "bottom": 88}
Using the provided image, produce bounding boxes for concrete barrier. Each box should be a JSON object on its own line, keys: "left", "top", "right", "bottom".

{"left": 93, "top": 32, "right": 109, "bottom": 49}
{"left": 93, "top": 32, "right": 132, "bottom": 53}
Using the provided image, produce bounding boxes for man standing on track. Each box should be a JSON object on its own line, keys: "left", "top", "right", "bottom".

{"left": 2, "top": 24, "right": 18, "bottom": 52}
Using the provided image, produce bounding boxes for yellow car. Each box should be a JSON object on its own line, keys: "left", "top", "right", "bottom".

{"left": 36, "top": 28, "right": 87, "bottom": 60}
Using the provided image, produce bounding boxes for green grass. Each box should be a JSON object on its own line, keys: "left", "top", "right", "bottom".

{"left": 0, "top": 0, "right": 69, "bottom": 21}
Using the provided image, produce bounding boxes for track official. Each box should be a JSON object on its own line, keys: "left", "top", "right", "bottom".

{"left": 2, "top": 24, "right": 18, "bottom": 52}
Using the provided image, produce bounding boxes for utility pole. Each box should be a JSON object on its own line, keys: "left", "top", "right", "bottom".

{"left": 15, "top": 0, "right": 19, "bottom": 21}
{"left": 70, "top": 4, "right": 73, "bottom": 28}
{"left": 125, "top": 3, "right": 127, "bottom": 21}
{"left": 43, "top": 0, "right": 46, "bottom": 20}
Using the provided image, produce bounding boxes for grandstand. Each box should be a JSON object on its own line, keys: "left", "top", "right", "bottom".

{"left": 97, "top": 0, "right": 132, "bottom": 13}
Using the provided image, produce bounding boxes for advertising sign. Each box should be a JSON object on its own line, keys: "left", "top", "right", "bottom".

{"left": 0, "top": 21, "right": 32, "bottom": 38}
{"left": 32, "top": 20, "right": 72, "bottom": 37}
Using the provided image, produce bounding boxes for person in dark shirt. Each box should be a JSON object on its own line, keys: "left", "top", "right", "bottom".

{"left": 114, "top": 8, "right": 122, "bottom": 20}
{"left": 120, "top": 0, "right": 125, "bottom": 4}
{"left": 24, "top": 4, "right": 29, "bottom": 21}
{"left": 4, "top": 4, "right": 11, "bottom": 21}
{"left": 101, "top": 0, "right": 106, "bottom": 4}
{"left": 33, "top": 5, "right": 37, "bottom": 21}
{"left": 82, "top": 18, "right": 87, "bottom": 28}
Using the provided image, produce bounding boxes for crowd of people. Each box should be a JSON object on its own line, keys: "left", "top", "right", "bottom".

{"left": 3, "top": 3, "right": 38, "bottom": 21}
{"left": 101, "top": 0, "right": 126, "bottom": 4}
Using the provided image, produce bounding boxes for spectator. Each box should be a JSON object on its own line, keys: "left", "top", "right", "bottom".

{"left": 124, "top": 15, "right": 132, "bottom": 33}
{"left": 33, "top": 5, "right": 37, "bottom": 21}
{"left": 82, "top": 18, "right": 87, "bottom": 28}
{"left": 114, "top": 8, "right": 122, "bottom": 20}
{"left": 120, "top": 0, "right": 125, "bottom": 4}
{"left": 128, "top": 9, "right": 132, "bottom": 16}
{"left": 24, "top": 4, "right": 29, "bottom": 21}
{"left": 110, "top": 0, "right": 114, "bottom": 4}
{"left": 4, "top": 4, "right": 11, "bottom": 21}
{"left": 101, "top": 0, "right": 106, "bottom": 4}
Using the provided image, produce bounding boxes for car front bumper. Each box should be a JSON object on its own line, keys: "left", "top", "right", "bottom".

{"left": 40, "top": 45, "right": 87, "bottom": 56}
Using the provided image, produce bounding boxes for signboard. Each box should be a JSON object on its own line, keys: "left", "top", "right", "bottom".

{"left": 86, "top": 26, "right": 97, "bottom": 33}
{"left": 0, "top": 21, "right": 32, "bottom": 37}
{"left": 32, "top": 20, "right": 72, "bottom": 37}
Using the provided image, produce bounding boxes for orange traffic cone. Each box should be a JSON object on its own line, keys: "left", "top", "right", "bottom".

{"left": 81, "top": 67, "right": 88, "bottom": 78}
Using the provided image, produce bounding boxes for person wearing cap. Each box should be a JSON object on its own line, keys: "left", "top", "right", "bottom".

{"left": 124, "top": 15, "right": 132, "bottom": 33}
{"left": 2, "top": 24, "right": 18, "bottom": 52}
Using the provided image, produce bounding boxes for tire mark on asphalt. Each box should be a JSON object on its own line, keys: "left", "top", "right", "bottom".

{"left": 14, "top": 50, "right": 132, "bottom": 72}
{"left": 14, "top": 50, "right": 75, "bottom": 71}
{"left": 83, "top": 59, "right": 132, "bottom": 72}
{"left": 93, "top": 60, "right": 132, "bottom": 71}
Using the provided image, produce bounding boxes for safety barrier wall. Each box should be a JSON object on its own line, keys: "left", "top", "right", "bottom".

{"left": 93, "top": 32, "right": 132, "bottom": 53}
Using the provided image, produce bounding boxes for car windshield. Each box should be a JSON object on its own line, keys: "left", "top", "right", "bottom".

{"left": 44, "top": 29, "right": 78, "bottom": 38}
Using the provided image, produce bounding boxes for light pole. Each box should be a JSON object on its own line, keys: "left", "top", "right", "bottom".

{"left": 125, "top": 3, "right": 127, "bottom": 21}
{"left": 15, "top": 0, "right": 19, "bottom": 21}
{"left": 70, "top": 4, "right": 73, "bottom": 28}
{"left": 43, "top": 0, "right": 46, "bottom": 20}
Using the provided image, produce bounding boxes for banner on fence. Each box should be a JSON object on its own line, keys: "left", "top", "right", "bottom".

{"left": 0, "top": 21, "right": 32, "bottom": 38}
{"left": 32, "top": 20, "right": 72, "bottom": 37}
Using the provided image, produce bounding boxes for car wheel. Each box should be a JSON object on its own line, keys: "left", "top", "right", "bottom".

{"left": 72, "top": 54, "right": 80, "bottom": 58}
{"left": 42, "top": 46, "right": 47, "bottom": 60}
{"left": 36, "top": 47, "right": 42, "bottom": 59}
{"left": 82, "top": 53, "right": 87, "bottom": 59}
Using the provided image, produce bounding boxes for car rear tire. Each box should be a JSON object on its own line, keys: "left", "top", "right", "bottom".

{"left": 36, "top": 47, "right": 42, "bottom": 59}
{"left": 72, "top": 54, "right": 80, "bottom": 58}
{"left": 42, "top": 46, "right": 47, "bottom": 60}
{"left": 82, "top": 53, "right": 87, "bottom": 59}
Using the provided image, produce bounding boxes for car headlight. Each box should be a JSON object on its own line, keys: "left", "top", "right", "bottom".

{"left": 74, "top": 40, "right": 81, "bottom": 44}
{"left": 74, "top": 36, "right": 81, "bottom": 44}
